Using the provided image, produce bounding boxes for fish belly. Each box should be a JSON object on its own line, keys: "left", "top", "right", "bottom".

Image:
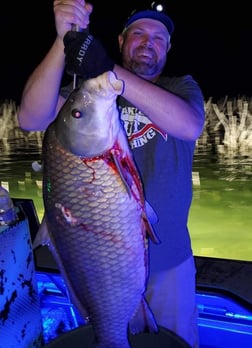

{"left": 42, "top": 128, "right": 148, "bottom": 347}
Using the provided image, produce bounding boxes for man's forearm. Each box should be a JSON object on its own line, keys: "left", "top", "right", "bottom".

{"left": 18, "top": 37, "right": 65, "bottom": 131}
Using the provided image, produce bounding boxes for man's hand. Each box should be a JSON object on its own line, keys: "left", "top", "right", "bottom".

{"left": 63, "top": 31, "right": 114, "bottom": 78}
{"left": 54, "top": 0, "right": 93, "bottom": 40}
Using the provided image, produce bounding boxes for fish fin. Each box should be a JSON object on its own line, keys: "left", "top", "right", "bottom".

{"left": 32, "top": 160, "right": 43, "bottom": 173}
{"left": 47, "top": 244, "right": 91, "bottom": 323}
{"left": 142, "top": 210, "right": 161, "bottom": 244}
{"left": 33, "top": 214, "right": 51, "bottom": 250}
{"left": 145, "top": 200, "right": 158, "bottom": 225}
{"left": 35, "top": 215, "right": 91, "bottom": 322}
{"left": 129, "top": 298, "right": 158, "bottom": 335}
{"left": 111, "top": 149, "right": 132, "bottom": 197}
{"left": 111, "top": 139, "right": 160, "bottom": 244}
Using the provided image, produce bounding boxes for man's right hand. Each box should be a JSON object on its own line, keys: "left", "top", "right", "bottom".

{"left": 53, "top": 0, "right": 93, "bottom": 40}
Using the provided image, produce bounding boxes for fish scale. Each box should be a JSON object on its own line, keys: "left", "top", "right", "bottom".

{"left": 38, "top": 71, "right": 159, "bottom": 347}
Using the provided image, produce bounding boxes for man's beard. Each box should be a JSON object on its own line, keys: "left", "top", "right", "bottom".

{"left": 121, "top": 45, "right": 166, "bottom": 78}
{"left": 128, "top": 59, "right": 160, "bottom": 77}
{"left": 127, "top": 47, "right": 166, "bottom": 78}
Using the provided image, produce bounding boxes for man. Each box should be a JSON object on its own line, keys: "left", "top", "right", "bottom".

{"left": 18, "top": 1, "right": 205, "bottom": 347}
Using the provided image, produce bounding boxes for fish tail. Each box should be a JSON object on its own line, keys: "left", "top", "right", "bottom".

{"left": 129, "top": 298, "right": 158, "bottom": 335}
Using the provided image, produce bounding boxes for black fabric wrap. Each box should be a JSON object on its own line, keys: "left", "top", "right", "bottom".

{"left": 63, "top": 31, "right": 114, "bottom": 79}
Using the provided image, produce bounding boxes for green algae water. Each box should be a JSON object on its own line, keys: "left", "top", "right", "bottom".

{"left": 1, "top": 146, "right": 251, "bottom": 262}
{"left": 190, "top": 154, "right": 252, "bottom": 260}
{"left": 1, "top": 98, "right": 251, "bottom": 262}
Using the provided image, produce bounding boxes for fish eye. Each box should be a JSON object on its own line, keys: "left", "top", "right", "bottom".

{"left": 71, "top": 108, "right": 82, "bottom": 118}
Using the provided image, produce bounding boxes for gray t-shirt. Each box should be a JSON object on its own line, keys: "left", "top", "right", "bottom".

{"left": 117, "top": 75, "right": 205, "bottom": 273}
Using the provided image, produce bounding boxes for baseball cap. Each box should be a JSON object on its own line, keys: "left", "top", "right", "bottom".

{"left": 123, "top": 2, "right": 174, "bottom": 37}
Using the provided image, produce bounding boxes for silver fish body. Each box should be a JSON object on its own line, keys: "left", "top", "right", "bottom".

{"left": 40, "top": 71, "right": 158, "bottom": 347}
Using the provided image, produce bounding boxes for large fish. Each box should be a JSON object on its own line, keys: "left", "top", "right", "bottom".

{"left": 37, "top": 71, "right": 159, "bottom": 347}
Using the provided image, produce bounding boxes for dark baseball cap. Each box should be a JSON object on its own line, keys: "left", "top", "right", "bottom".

{"left": 123, "top": 3, "right": 174, "bottom": 37}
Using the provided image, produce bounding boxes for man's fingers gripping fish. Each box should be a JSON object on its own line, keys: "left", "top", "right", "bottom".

{"left": 37, "top": 71, "right": 160, "bottom": 348}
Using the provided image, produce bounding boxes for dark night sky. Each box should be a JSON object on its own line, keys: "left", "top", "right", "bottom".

{"left": 1, "top": 1, "right": 251, "bottom": 104}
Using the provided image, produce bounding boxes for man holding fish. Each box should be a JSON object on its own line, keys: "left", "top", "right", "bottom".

{"left": 18, "top": 1, "right": 205, "bottom": 347}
